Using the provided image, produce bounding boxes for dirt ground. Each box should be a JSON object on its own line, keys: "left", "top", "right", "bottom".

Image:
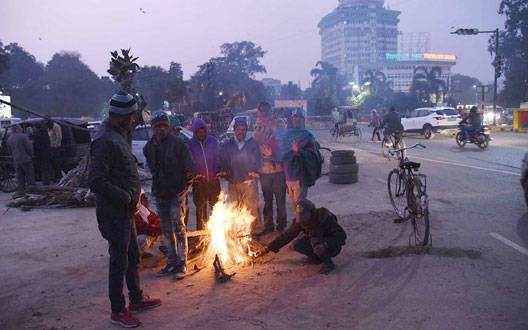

{"left": 1, "top": 147, "right": 525, "bottom": 329}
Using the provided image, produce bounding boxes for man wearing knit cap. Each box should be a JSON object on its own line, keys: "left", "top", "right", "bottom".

{"left": 264, "top": 198, "right": 347, "bottom": 274}
{"left": 88, "top": 91, "right": 161, "bottom": 328}
{"left": 219, "top": 117, "right": 262, "bottom": 233}
{"left": 143, "top": 111, "right": 194, "bottom": 279}
{"left": 188, "top": 118, "right": 221, "bottom": 230}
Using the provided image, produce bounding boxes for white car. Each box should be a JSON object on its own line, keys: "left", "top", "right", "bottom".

{"left": 402, "top": 107, "right": 461, "bottom": 139}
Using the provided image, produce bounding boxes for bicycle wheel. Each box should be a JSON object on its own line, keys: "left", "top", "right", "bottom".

{"left": 408, "top": 177, "right": 430, "bottom": 246}
{"left": 394, "top": 137, "right": 407, "bottom": 160}
{"left": 387, "top": 169, "right": 406, "bottom": 218}
{"left": 381, "top": 137, "right": 392, "bottom": 159}
{"left": 319, "top": 147, "right": 331, "bottom": 175}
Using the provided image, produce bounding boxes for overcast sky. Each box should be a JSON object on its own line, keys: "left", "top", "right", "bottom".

{"left": 0, "top": 0, "right": 505, "bottom": 88}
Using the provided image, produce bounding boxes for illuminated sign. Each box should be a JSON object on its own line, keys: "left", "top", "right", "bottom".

{"left": 386, "top": 53, "right": 457, "bottom": 61}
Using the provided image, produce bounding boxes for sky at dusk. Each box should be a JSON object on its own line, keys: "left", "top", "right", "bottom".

{"left": 0, "top": 0, "right": 506, "bottom": 88}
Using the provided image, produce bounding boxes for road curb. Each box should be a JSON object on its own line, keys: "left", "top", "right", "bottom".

{"left": 491, "top": 126, "right": 527, "bottom": 133}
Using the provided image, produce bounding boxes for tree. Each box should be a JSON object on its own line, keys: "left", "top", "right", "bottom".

{"left": 489, "top": 0, "right": 528, "bottom": 106}
{"left": 135, "top": 65, "right": 170, "bottom": 111}
{"left": 280, "top": 81, "right": 302, "bottom": 100}
{"left": 107, "top": 49, "right": 140, "bottom": 93}
{"left": 0, "top": 41, "right": 9, "bottom": 89}
{"left": 410, "top": 66, "right": 446, "bottom": 105}
{"left": 449, "top": 74, "right": 482, "bottom": 105}
{"left": 361, "top": 70, "right": 389, "bottom": 95}
{"left": 167, "top": 62, "right": 189, "bottom": 113}
{"left": 3, "top": 43, "right": 45, "bottom": 89}
{"left": 220, "top": 41, "right": 266, "bottom": 77}
{"left": 308, "top": 61, "right": 346, "bottom": 115}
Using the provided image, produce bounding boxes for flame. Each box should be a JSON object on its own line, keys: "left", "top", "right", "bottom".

{"left": 201, "top": 191, "right": 255, "bottom": 266}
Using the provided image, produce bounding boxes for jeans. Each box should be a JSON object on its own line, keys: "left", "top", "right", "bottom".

{"left": 228, "top": 180, "right": 261, "bottom": 232}
{"left": 371, "top": 127, "right": 381, "bottom": 141}
{"left": 15, "top": 161, "right": 35, "bottom": 191}
{"left": 192, "top": 180, "right": 221, "bottom": 230}
{"left": 98, "top": 217, "right": 142, "bottom": 313}
{"left": 286, "top": 180, "right": 308, "bottom": 210}
{"left": 156, "top": 197, "right": 187, "bottom": 266}
{"left": 292, "top": 234, "right": 341, "bottom": 262}
{"left": 260, "top": 172, "right": 287, "bottom": 231}
{"left": 463, "top": 125, "right": 476, "bottom": 140}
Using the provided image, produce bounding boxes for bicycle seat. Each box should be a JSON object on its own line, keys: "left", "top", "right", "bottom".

{"left": 400, "top": 161, "right": 421, "bottom": 170}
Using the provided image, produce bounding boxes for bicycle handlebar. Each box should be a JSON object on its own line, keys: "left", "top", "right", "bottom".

{"left": 388, "top": 143, "right": 426, "bottom": 155}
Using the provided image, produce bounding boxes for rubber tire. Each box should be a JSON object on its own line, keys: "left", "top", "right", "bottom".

{"left": 476, "top": 135, "right": 488, "bottom": 149}
{"left": 409, "top": 177, "right": 430, "bottom": 246}
{"left": 423, "top": 125, "right": 434, "bottom": 140}
{"left": 329, "top": 172, "right": 358, "bottom": 184}
{"left": 330, "top": 163, "right": 359, "bottom": 174}
{"left": 387, "top": 169, "right": 406, "bottom": 219}
{"left": 330, "top": 155, "right": 356, "bottom": 165}
{"left": 455, "top": 132, "right": 466, "bottom": 148}
{"left": 331, "top": 150, "right": 355, "bottom": 157}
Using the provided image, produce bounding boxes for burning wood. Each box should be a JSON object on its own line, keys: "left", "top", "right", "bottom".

{"left": 213, "top": 254, "right": 236, "bottom": 282}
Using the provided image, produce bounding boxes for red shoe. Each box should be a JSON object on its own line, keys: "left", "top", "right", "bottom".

{"left": 110, "top": 309, "right": 141, "bottom": 328}
{"left": 129, "top": 295, "right": 162, "bottom": 313}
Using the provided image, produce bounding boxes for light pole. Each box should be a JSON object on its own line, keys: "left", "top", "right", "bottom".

{"left": 451, "top": 28, "right": 501, "bottom": 126}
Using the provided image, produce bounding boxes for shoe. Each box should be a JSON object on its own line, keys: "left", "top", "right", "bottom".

{"left": 319, "top": 260, "right": 335, "bottom": 274}
{"left": 110, "top": 309, "right": 141, "bottom": 328}
{"left": 174, "top": 264, "right": 187, "bottom": 279}
{"left": 156, "top": 264, "right": 176, "bottom": 277}
{"left": 129, "top": 295, "right": 161, "bottom": 313}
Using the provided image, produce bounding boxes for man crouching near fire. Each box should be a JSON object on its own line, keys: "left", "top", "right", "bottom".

{"left": 263, "top": 198, "right": 346, "bottom": 274}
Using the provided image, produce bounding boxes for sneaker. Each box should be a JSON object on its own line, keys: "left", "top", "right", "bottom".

{"left": 156, "top": 264, "right": 176, "bottom": 277}
{"left": 129, "top": 295, "right": 161, "bottom": 313}
{"left": 319, "top": 260, "right": 335, "bottom": 274}
{"left": 174, "top": 264, "right": 187, "bottom": 280}
{"left": 110, "top": 309, "right": 141, "bottom": 328}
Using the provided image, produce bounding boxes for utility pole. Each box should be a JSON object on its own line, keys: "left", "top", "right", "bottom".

{"left": 451, "top": 28, "right": 501, "bottom": 126}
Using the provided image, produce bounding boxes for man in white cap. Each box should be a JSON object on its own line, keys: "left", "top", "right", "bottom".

{"left": 88, "top": 91, "right": 161, "bottom": 328}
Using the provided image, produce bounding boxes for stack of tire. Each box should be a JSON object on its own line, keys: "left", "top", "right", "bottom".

{"left": 329, "top": 150, "right": 358, "bottom": 184}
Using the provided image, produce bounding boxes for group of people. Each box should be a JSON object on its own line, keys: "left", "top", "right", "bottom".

{"left": 88, "top": 91, "right": 346, "bottom": 328}
{"left": 5, "top": 117, "right": 63, "bottom": 192}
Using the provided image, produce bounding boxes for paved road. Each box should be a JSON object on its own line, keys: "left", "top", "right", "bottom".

{"left": 309, "top": 125, "right": 528, "bottom": 329}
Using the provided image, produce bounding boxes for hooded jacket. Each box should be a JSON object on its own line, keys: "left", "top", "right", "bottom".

{"left": 267, "top": 207, "right": 347, "bottom": 253}
{"left": 253, "top": 111, "right": 283, "bottom": 174}
{"left": 188, "top": 119, "right": 220, "bottom": 183}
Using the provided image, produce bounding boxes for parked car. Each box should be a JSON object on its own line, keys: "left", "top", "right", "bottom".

{"left": 401, "top": 107, "right": 461, "bottom": 139}
{"left": 131, "top": 124, "right": 193, "bottom": 165}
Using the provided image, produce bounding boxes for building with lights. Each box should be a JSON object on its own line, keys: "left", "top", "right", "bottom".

{"left": 382, "top": 53, "right": 457, "bottom": 93}
{"left": 318, "top": 0, "right": 400, "bottom": 82}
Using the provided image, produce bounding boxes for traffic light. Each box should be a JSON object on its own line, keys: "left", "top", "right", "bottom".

{"left": 493, "top": 55, "right": 503, "bottom": 78}
{"left": 452, "top": 28, "right": 479, "bottom": 35}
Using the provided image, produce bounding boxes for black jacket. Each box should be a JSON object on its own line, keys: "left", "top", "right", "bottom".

{"left": 462, "top": 111, "right": 482, "bottom": 127}
{"left": 382, "top": 111, "right": 404, "bottom": 133}
{"left": 32, "top": 126, "right": 51, "bottom": 161}
{"left": 143, "top": 134, "right": 194, "bottom": 199}
{"left": 268, "top": 207, "right": 347, "bottom": 253}
{"left": 88, "top": 121, "right": 141, "bottom": 222}
{"left": 219, "top": 137, "right": 261, "bottom": 184}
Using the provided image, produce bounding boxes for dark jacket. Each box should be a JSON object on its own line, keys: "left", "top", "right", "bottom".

{"left": 7, "top": 132, "right": 34, "bottom": 165}
{"left": 32, "top": 126, "right": 51, "bottom": 161}
{"left": 143, "top": 134, "right": 194, "bottom": 199}
{"left": 381, "top": 111, "right": 404, "bottom": 133}
{"left": 188, "top": 135, "right": 220, "bottom": 183}
{"left": 88, "top": 121, "right": 141, "bottom": 222}
{"left": 219, "top": 137, "right": 261, "bottom": 184}
{"left": 461, "top": 111, "right": 482, "bottom": 127}
{"left": 267, "top": 207, "right": 347, "bottom": 253}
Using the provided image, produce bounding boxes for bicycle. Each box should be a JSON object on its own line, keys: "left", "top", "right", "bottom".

{"left": 387, "top": 143, "right": 430, "bottom": 246}
{"left": 381, "top": 130, "right": 406, "bottom": 160}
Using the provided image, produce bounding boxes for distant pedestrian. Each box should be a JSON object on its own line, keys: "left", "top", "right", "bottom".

{"left": 143, "top": 111, "right": 194, "bottom": 278}
{"left": 369, "top": 109, "right": 382, "bottom": 142}
{"left": 188, "top": 118, "right": 221, "bottom": 230}
{"left": 44, "top": 118, "right": 62, "bottom": 178}
{"left": 254, "top": 101, "right": 287, "bottom": 233}
{"left": 219, "top": 117, "right": 262, "bottom": 233}
{"left": 88, "top": 91, "right": 161, "bottom": 328}
{"left": 31, "top": 123, "right": 52, "bottom": 185}
{"left": 7, "top": 125, "right": 35, "bottom": 192}
{"left": 278, "top": 109, "right": 322, "bottom": 210}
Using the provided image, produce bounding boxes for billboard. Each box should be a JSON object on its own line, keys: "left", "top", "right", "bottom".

{"left": 0, "top": 95, "right": 12, "bottom": 118}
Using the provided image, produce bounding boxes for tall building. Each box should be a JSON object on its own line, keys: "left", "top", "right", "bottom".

{"left": 318, "top": 0, "right": 400, "bottom": 82}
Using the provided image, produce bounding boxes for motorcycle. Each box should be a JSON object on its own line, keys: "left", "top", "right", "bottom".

{"left": 455, "top": 123, "right": 491, "bottom": 149}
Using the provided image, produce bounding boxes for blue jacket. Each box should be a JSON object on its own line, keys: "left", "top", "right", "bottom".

{"left": 219, "top": 137, "right": 261, "bottom": 184}
{"left": 188, "top": 135, "right": 220, "bottom": 183}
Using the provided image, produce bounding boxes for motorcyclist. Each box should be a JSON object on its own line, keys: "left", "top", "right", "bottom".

{"left": 460, "top": 106, "right": 482, "bottom": 140}
{"left": 381, "top": 106, "right": 404, "bottom": 144}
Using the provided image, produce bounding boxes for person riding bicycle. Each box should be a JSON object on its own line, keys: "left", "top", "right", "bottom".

{"left": 460, "top": 106, "right": 482, "bottom": 141}
{"left": 381, "top": 106, "right": 404, "bottom": 145}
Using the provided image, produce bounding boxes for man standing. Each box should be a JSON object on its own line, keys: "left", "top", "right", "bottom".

{"left": 88, "top": 91, "right": 160, "bottom": 328}
{"left": 7, "top": 125, "right": 35, "bottom": 192}
{"left": 278, "top": 109, "right": 321, "bottom": 210}
{"left": 188, "top": 118, "right": 221, "bottom": 231}
{"left": 264, "top": 198, "right": 347, "bottom": 274}
{"left": 31, "top": 123, "right": 52, "bottom": 185}
{"left": 44, "top": 117, "right": 62, "bottom": 178}
{"left": 369, "top": 109, "right": 382, "bottom": 142}
{"left": 219, "top": 117, "right": 262, "bottom": 233}
{"left": 254, "top": 102, "right": 287, "bottom": 233}
{"left": 143, "top": 111, "right": 194, "bottom": 278}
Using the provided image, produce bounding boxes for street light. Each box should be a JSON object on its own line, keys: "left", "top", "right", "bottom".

{"left": 451, "top": 27, "right": 500, "bottom": 126}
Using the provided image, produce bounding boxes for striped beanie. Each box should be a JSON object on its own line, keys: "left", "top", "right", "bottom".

{"left": 150, "top": 111, "right": 169, "bottom": 129}
{"left": 108, "top": 91, "right": 138, "bottom": 115}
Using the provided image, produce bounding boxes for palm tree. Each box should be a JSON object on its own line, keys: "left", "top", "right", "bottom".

{"left": 411, "top": 66, "right": 447, "bottom": 105}
{"left": 361, "top": 70, "right": 388, "bottom": 94}
{"left": 310, "top": 61, "right": 339, "bottom": 95}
